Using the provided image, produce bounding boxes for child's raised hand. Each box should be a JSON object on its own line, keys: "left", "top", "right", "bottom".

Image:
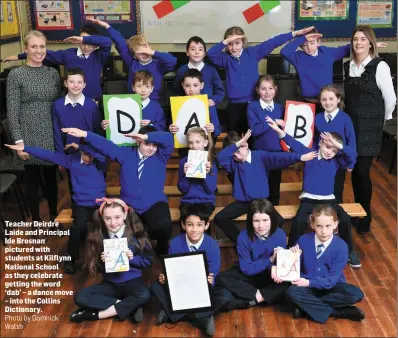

{"left": 135, "top": 45, "right": 155, "bottom": 56}
{"left": 2, "top": 55, "right": 19, "bottom": 62}
{"left": 169, "top": 124, "right": 179, "bottom": 134}
{"left": 159, "top": 273, "right": 166, "bottom": 284}
{"left": 126, "top": 249, "right": 134, "bottom": 260}
{"left": 101, "top": 120, "right": 109, "bottom": 130}
{"left": 205, "top": 161, "right": 211, "bottom": 173}
{"left": 204, "top": 123, "right": 214, "bottom": 134}
{"left": 376, "top": 42, "right": 388, "bottom": 48}
{"left": 207, "top": 273, "right": 214, "bottom": 285}
{"left": 208, "top": 99, "right": 215, "bottom": 107}
{"left": 101, "top": 251, "right": 107, "bottom": 262}
{"left": 62, "top": 128, "right": 88, "bottom": 138}
{"left": 301, "top": 151, "right": 318, "bottom": 162}
{"left": 86, "top": 17, "right": 110, "bottom": 29}
{"left": 320, "top": 132, "right": 343, "bottom": 150}
{"left": 270, "top": 246, "right": 283, "bottom": 264}
{"left": 265, "top": 116, "right": 284, "bottom": 136}
{"left": 305, "top": 33, "right": 323, "bottom": 41}
{"left": 289, "top": 245, "right": 302, "bottom": 259}
{"left": 291, "top": 278, "right": 309, "bottom": 287}
{"left": 275, "top": 119, "right": 286, "bottom": 129}
{"left": 5, "top": 143, "right": 24, "bottom": 152}
{"left": 64, "top": 142, "right": 79, "bottom": 151}
{"left": 63, "top": 36, "right": 83, "bottom": 44}
{"left": 140, "top": 119, "right": 151, "bottom": 127}
{"left": 236, "top": 129, "right": 252, "bottom": 147}
{"left": 124, "top": 133, "right": 148, "bottom": 142}
{"left": 293, "top": 26, "right": 315, "bottom": 37}
{"left": 271, "top": 266, "right": 284, "bottom": 284}
{"left": 223, "top": 34, "right": 245, "bottom": 45}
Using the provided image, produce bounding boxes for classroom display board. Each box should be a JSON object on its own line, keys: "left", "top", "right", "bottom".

{"left": 0, "top": 0, "right": 20, "bottom": 44}
{"left": 27, "top": 0, "right": 139, "bottom": 42}
{"left": 141, "top": 0, "right": 292, "bottom": 43}
{"left": 293, "top": 0, "right": 396, "bottom": 40}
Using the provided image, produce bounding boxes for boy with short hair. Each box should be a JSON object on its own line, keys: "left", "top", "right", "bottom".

{"left": 52, "top": 67, "right": 101, "bottom": 154}
{"left": 214, "top": 129, "right": 316, "bottom": 243}
{"left": 173, "top": 36, "right": 225, "bottom": 107}
{"left": 266, "top": 116, "right": 361, "bottom": 268}
{"left": 5, "top": 26, "right": 112, "bottom": 101}
{"left": 150, "top": 203, "right": 232, "bottom": 337}
{"left": 88, "top": 18, "right": 176, "bottom": 101}
{"left": 101, "top": 70, "right": 166, "bottom": 132}
{"left": 5, "top": 142, "right": 106, "bottom": 275}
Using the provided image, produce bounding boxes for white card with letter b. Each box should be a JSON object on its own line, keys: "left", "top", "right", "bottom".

{"left": 186, "top": 150, "right": 208, "bottom": 179}
{"left": 103, "top": 238, "right": 129, "bottom": 273}
{"left": 276, "top": 249, "right": 300, "bottom": 281}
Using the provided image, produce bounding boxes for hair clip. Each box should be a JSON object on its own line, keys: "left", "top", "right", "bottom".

{"left": 96, "top": 197, "right": 129, "bottom": 216}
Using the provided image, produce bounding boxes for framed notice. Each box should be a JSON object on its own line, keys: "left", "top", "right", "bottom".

{"left": 33, "top": 0, "right": 73, "bottom": 30}
{"left": 103, "top": 94, "right": 142, "bottom": 147}
{"left": 80, "top": 0, "right": 135, "bottom": 23}
{"left": 357, "top": 1, "right": 394, "bottom": 28}
{"left": 0, "top": 0, "right": 20, "bottom": 43}
{"left": 162, "top": 251, "right": 212, "bottom": 313}
{"left": 298, "top": 0, "right": 349, "bottom": 21}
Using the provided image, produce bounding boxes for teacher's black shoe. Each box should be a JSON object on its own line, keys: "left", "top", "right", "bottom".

{"left": 293, "top": 307, "right": 305, "bottom": 319}
{"left": 332, "top": 306, "right": 365, "bottom": 321}
{"left": 156, "top": 309, "right": 168, "bottom": 325}
{"left": 191, "top": 315, "right": 215, "bottom": 336}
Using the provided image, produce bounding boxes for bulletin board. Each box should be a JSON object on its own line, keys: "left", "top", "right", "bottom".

{"left": 0, "top": 0, "right": 20, "bottom": 44}
{"left": 27, "top": 0, "right": 140, "bottom": 43}
{"left": 293, "top": 0, "right": 397, "bottom": 40}
{"left": 141, "top": 0, "right": 292, "bottom": 43}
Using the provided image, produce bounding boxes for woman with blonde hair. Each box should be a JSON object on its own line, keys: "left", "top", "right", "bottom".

{"left": 344, "top": 25, "right": 396, "bottom": 234}
{"left": 7, "top": 30, "right": 61, "bottom": 222}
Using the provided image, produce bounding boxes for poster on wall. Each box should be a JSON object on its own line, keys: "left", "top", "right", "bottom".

{"left": 0, "top": 0, "right": 20, "bottom": 39}
{"left": 80, "top": 0, "right": 134, "bottom": 23}
{"left": 33, "top": 0, "right": 73, "bottom": 30}
{"left": 298, "top": 0, "right": 349, "bottom": 20}
{"left": 357, "top": 1, "right": 394, "bottom": 28}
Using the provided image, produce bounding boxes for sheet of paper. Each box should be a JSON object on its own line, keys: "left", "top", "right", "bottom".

{"left": 277, "top": 249, "right": 300, "bottom": 281}
{"left": 103, "top": 238, "right": 129, "bottom": 273}
{"left": 186, "top": 150, "right": 208, "bottom": 179}
{"left": 164, "top": 254, "right": 211, "bottom": 311}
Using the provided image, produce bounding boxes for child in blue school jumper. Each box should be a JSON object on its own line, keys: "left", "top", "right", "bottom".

{"left": 151, "top": 203, "right": 232, "bottom": 337}
{"left": 5, "top": 142, "right": 106, "bottom": 275}
{"left": 314, "top": 84, "right": 356, "bottom": 204}
{"left": 70, "top": 198, "right": 153, "bottom": 324}
{"left": 247, "top": 74, "right": 286, "bottom": 206}
{"left": 216, "top": 199, "right": 290, "bottom": 310}
{"left": 285, "top": 204, "right": 365, "bottom": 324}
{"left": 207, "top": 25, "right": 313, "bottom": 134}
{"left": 52, "top": 67, "right": 101, "bottom": 154}
{"left": 266, "top": 117, "right": 361, "bottom": 268}
{"left": 214, "top": 129, "right": 317, "bottom": 243}
{"left": 101, "top": 70, "right": 167, "bottom": 132}
{"left": 173, "top": 36, "right": 225, "bottom": 107}
{"left": 62, "top": 126, "right": 174, "bottom": 256}
{"left": 6, "top": 25, "right": 112, "bottom": 101}
{"left": 280, "top": 27, "right": 386, "bottom": 112}
{"left": 89, "top": 18, "right": 176, "bottom": 100}
{"left": 178, "top": 127, "right": 217, "bottom": 219}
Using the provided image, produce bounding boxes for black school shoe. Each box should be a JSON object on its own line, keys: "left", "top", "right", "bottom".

{"left": 191, "top": 315, "right": 215, "bottom": 336}
{"left": 130, "top": 308, "right": 143, "bottom": 323}
{"left": 156, "top": 309, "right": 169, "bottom": 325}
{"left": 69, "top": 308, "right": 98, "bottom": 323}
{"left": 224, "top": 299, "right": 254, "bottom": 311}
{"left": 293, "top": 307, "right": 305, "bottom": 319}
{"left": 332, "top": 306, "right": 365, "bottom": 321}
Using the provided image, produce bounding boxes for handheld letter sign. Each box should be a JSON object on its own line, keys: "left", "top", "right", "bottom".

{"left": 170, "top": 95, "right": 210, "bottom": 148}
{"left": 103, "top": 238, "right": 129, "bottom": 273}
{"left": 103, "top": 94, "right": 142, "bottom": 146}
{"left": 186, "top": 150, "right": 208, "bottom": 179}
{"left": 281, "top": 101, "right": 315, "bottom": 151}
{"left": 276, "top": 249, "right": 300, "bottom": 282}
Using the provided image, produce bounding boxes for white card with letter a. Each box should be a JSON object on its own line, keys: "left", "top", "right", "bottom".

{"left": 276, "top": 249, "right": 300, "bottom": 281}
{"left": 103, "top": 238, "right": 130, "bottom": 273}
{"left": 186, "top": 150, "right": 208, "bottom": 179}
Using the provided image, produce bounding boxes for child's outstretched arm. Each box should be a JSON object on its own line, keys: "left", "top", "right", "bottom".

{"left": 207, "top": 35, "right": 244, "bottom": 68}
{"left": 62, "top": 128, "right": 127, "bottom": 163}
{"left": 64, "top": 34, "right": 112, "bottom": 64}
{"left": 5, "top": 143, "right": 70, "bottom": 168}
{"left": 217, "top": 129, "right": 252, "bottom": 173}
{"left": 88, "top": 18, "right": 133, "bottom": 66}
{"left": 254, "top": 27, "right": 315, "bottom": 61}
{"left": 9, "top": 49, "right": 67, "bottom": 65}
{"left": 320, "top": 132, "right": 357, "bottom": 169}
{"left": 266, "top": 116, "right": 314, "bottom": 155}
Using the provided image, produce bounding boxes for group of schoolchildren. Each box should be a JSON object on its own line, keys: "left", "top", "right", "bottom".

{"left": 5, "top": 19, "right": 369, "bottom": 335}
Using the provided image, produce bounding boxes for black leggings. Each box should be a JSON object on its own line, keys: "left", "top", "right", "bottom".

{"left": 24, "top": 165, "right": 58, "bottom": 221}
